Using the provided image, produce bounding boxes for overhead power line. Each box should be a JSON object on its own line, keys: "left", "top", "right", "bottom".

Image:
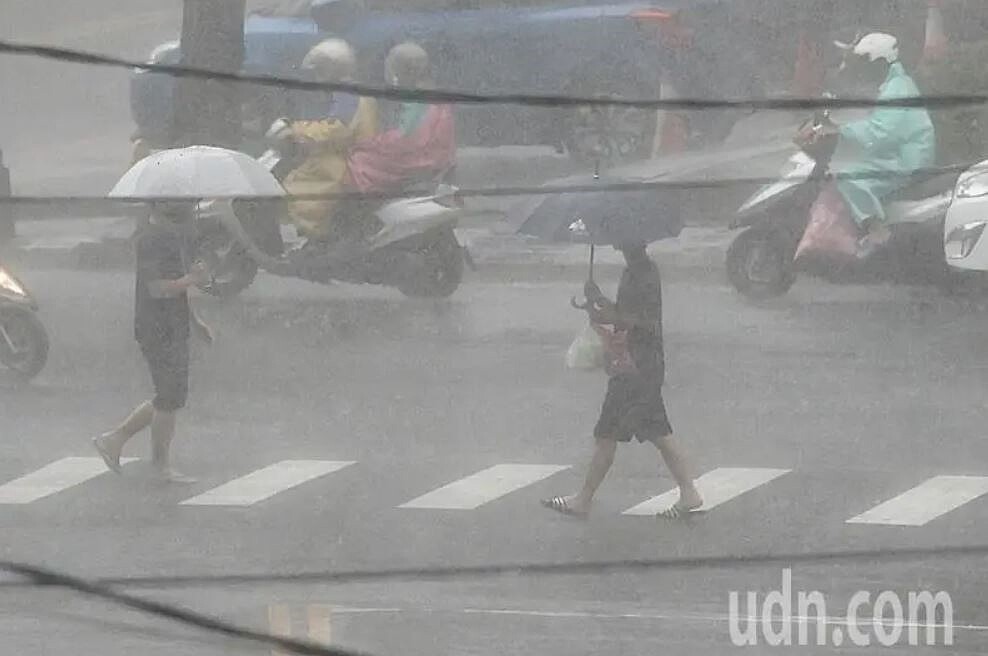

{"left": 4, "top": 543, "right": 988, "bottom": 592}
{"left": 2, "top": 38, "right": 988, "bottom": 111}
{"left": 0, "top": 163, "right": 973, "bottom": 209}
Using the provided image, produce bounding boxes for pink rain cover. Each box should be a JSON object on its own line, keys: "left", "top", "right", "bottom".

{"left": 345, "top": 104, "right": 456, "bottom": 193}
{"left": 795, "top": 183, "right": 859, "bottom": 261}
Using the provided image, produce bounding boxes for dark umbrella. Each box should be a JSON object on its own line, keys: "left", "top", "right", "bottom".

{"left": 513, "top": 172, "right": 684, "bottom": 246}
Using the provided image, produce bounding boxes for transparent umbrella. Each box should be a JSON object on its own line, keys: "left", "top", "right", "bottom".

{"left": 109, "top": 145, "right": 284, "bottom": 200}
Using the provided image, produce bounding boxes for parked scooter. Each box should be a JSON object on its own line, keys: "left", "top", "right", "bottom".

{"left": 192, "top": 120, "right": 469, "bottom": 299}
{"left": 0, "top": 264, "right": 48, "bottom": 381}
{"left": 726, "top": 109, "right": 960, "bottom": 300}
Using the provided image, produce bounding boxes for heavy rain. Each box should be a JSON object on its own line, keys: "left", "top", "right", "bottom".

{"left": 1, "top": 1, "right": 987, "bottom": 654}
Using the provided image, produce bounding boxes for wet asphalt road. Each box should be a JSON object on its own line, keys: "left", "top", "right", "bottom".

{"left": 2, "top": 266, "right": 988, "bottom": 654}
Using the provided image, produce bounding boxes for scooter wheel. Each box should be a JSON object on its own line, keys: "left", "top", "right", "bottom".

{"left": 397, "top": 228, "right": 465, "bottom": 298}
{"left": 726, "top": 228, "right": 797, "bottom": 300}
{"left": 0, "top": 306, "right": 49, "bottom": 381}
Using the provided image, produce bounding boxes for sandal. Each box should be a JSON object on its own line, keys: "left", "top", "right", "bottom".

{"left": 656, "top": 501, "right": 702, "bottom": 520}
{"left": 92, "top": 437, "right": 122, "bottom": 474}
{"left": 541, "top": 496, "right": 589, "bottom": 519}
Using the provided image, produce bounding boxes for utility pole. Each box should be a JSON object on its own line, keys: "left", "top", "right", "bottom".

{"left": 171, "top": 0, "right": 246, "bottom": 149}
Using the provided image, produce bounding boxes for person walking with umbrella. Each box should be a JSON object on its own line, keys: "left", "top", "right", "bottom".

{"left": 93, "top": 200, "right": 213, "bottom": 483}
{"left": 542, "top": 239, "right": 702, "bottom": 519}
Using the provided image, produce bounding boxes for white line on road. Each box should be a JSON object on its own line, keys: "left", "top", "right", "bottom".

{"left": 0, "top": 457, "right": 138, "bottom": 504}
{"left": 306, "top": 605, "right": 988, "bottom": 634}
{"left": 180, "top": 460, "right": 355, "bottom": 507}
{"left": 399, "top": 464, "right": 570, "bottom": 510}
{"left": 847, "top": 475, "right": 988, "bottom": 527}
{"left": 622, "top": 467, "right": 791, "bottom": 516}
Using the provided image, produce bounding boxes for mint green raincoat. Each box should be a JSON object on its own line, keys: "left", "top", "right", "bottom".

{"left": 836, "top": 62, "right": 936, "bottom": 225}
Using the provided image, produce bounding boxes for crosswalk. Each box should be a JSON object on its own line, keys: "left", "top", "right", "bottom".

{"left": 1, "top": 457, "right": 988, "bottom": 528}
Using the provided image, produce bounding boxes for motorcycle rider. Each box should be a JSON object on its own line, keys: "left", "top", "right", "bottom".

{"left": 797, "top": 32, "right": 936, "bottom": 257}
{"left": 345, "top": 42, "right": 456, "bottom": 194}
{"left": 282, "top": 39, "right": 379, "bottom": 243}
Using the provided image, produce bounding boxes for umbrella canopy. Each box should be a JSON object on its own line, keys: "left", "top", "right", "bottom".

{"left": 109, "top": 146, "right": 285, "bottom": 199}
{"left": 515, "top": 175, "right": 683, "bottom": 246}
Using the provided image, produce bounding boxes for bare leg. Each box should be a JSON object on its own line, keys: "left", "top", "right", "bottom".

{"left": 654, "top": 435, "right": 702, "bottom": 510}
{"left": 150, "top": 409, "right": 196, "bottom": 484}
{"left": 544, "top": 438, "right": 617, "bottom": 516}
{"left": 93, "top": 401, "right": 154, "bottom": 472}
{"left": 150, "top": 408, "right": 176, "bottom": 470}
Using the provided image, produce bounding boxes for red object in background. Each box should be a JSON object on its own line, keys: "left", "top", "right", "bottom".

{"left": 630, "top": 9, "right": 694, "bottom": 49}
{"left": 922, "top": 0, "right": 949, "bottom": 64}
{"left": 345, "top": 104, "right": 456, "bottom": 193}
{"left": 0, "top": 148, "right": 13, "bottom": 244}
{"left": 792, "top": 29, "right": 826, "bottom": 99}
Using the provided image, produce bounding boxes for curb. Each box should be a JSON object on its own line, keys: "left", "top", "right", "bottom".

{"left": 7, "top": 229, "right": 731, "bottom": 285}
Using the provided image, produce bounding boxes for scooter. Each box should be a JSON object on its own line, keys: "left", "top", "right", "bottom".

{"left": 726, "top": 110, "right": 960, "bottom": 300}
{"left": 192, "top": 120, "right": 470, "bottom": 299}
{"left": 0, "top": 264, "right": 49, "bottom": 381}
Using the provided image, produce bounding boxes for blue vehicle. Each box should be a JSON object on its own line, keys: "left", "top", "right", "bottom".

{"left": 132, "top": 0, "right": 758, "bottom": 162}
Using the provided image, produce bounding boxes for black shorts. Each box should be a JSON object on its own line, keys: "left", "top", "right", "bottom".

{"left": 139, "top": 339, "right": 189, "bottom": 412}
{"left": 594, "top": 374, "right": 672, "bottom": 444}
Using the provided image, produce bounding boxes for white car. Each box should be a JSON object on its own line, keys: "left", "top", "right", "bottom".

{"left": 944, "top": 162, "right": 988, "bottom": 270}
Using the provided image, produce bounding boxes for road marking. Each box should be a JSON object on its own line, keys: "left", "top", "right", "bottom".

{"left": 181, "top": 460, "right": 355, "bottom": 507}
{"left": 399, "top": 464, "right": 569, "bottom": 510}
{"left": 847, "top": 475, "right": 988, "bottom": 527}
{"left": 267, "top": 604, "right": 332, "bottom": 655}
{"left": 281, "top": 604, "right": 986, "bottom": 634}
{"left": 622, "top": 467, "right": 791, "bottom": 516}
{"left": 0, "top": 457, "right": 138, "bottom": 504}
{"left": 268, "top": 604, "right": 292, "bottom": 656}
{"left": 307, "top": 605, "right": 332, "bottom": 645}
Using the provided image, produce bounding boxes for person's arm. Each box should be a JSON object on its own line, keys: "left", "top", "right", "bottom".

{"left": 291, "top": 118, "right": 354, "bottom": 152}
{"left": 840, "top": 77, "right": 913, "bottom": 152}
{"left": 147, "top": 261, "right": 209, "bottom": 299}
{"left": 586, "top": 278, "right": 659, "bottom": 329}
{"left": 190, "top": 304, "right": 215, "bottom": 345}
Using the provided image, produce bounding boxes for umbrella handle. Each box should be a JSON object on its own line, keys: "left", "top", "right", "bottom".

{"left": 588, "top": 243, "right": 595, "bottom": 283}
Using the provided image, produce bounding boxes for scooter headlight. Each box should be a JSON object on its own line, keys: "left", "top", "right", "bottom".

{"left": 0, "top": 268, "right": 27, "bottom": 297}
{"left": 945, "top": 221, "right": 988, "bottom": 260}
{"left": 956, "top": 170, "right": 988, "bottom": 199}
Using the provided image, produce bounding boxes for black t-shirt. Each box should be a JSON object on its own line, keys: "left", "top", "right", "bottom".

{"left": 134, "top": 222, "right": 190, "bottom": 347}
{"left": 615, "top": 257, "right": 665, "bottom": 384}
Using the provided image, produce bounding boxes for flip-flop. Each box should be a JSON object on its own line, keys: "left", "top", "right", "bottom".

{"left": 92, "top": 437, "right": 122, "bottom": 474}
{"left": 541, "top": 496, "right": 589, "bottom": 519}
{"left": 656, "top": 502, "right": 703, "bottom": 520}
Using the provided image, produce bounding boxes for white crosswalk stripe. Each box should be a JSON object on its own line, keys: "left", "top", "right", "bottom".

{"left": 847, "top": 475, "right": 988, "bottom": 527}
{"left": 0, "top": 457, "right": 138, "bottom": 504}
{"left": 180, "top": 460, "right": 356, "bottom": 507}
{"left": 399, "top": 464, "right": 570, "bottom": 510}
{"left": 622, "top": 467, "right": 791, "bottom": 516}
{"left": 7, "top": 455, "right": 988, "bottom": 533}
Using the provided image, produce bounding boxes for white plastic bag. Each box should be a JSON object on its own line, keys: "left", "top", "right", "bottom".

{"left": 566, "top": 323, "right": 605, "bottom": 371}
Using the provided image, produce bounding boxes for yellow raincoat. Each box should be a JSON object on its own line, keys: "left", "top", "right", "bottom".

{"left": 284, "top": 93, "right": 378, "bottom": 239}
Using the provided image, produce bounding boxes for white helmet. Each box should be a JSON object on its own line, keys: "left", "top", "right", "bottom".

{"left": 385, "top": 42, "right": 431, "bottom": 87}
{"left": 302, "top": 38, "right": 357, "bottom": 82}
{"left": 836, "top": 32, "right": 900, "bottom": 64}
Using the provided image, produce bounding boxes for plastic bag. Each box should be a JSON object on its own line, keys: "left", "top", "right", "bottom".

{"left": 794, "top": 183, "right": 859, "bottom": 261}
{"left": 566, "top": 323, "right": 605, "bottom": 370}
